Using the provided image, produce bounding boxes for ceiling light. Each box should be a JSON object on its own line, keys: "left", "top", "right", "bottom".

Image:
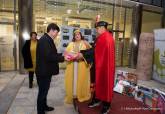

{"left": 43, "top": 23, "right": 47, "bottom": 26}
{"left": 23, "top": 31, "right": 30, "bottom": 40}
{"left": 65, "top": 17, "right": 68, "bottom": 21}
{"left": 46, "top": 17, "right": 52, "bottom": 21}
{"left": 77, "top": 10, "right": 80, "bottom": 14}
{"left": 67, "top": 9, "right": 72, "bottom": 14}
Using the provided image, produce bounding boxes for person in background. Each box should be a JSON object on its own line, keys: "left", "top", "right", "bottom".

{"left": 22, "top": 32, "right": 38, "bottom": 88}
{"left": 64, "top": 29, "right": 91, "bottom": 104}
{"left": 35, "top": 23, "right": 69, "bottom": 114}
{"left": 78, "top": 21, "right": 115, "bottom": 114}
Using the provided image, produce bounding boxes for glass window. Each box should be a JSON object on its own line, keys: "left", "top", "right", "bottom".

{"left": 0, "top": 25, "right": 15, "bottom": 71}
{"left": 0, "top": 0, "right": 17, "bottom": 71}
{"left": 0, "top": 0, "right": 14, "bottom": 10}
{"left": 142, "top": 11, "right": 161, "bottom": 33}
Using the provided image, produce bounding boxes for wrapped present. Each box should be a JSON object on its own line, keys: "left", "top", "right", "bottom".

{"left": 126, "top": 73, "right": 137, "bottom": 84}
{"left": 123, "top": 82, "right": 136, "bottom": 97}
{"left": 123, "top": 84, "right": 136, "bottom": 97}
{"left": 134, "top": 91, "right": 145, "bottom": 102}
{"left": 134, "top": 85, "right": 152, "bottom": 105}
{"left": 114, "top": 70, "right": 137, "bottom": 96}
{"left": 134, "top": 86, "right": 160, "bottom": 112}
{"left": 143, "top": 92, "right": 153, "bottom": 108}
{"left": 64, "top": 51, "right": 79, "bottom": 61}
{"left": 115, "top": 75, "right": 125, "bottom": 85}
{"left": 115, "top": 70, "right": 128, "bottom": 84}
{"left": 153, "top": 89, "right": 165, "bottom": 114}
{"left": 152, "top": 97, "right": 158, "bottom": 112}
{"left": 158, "top": 95, "right": 165, "bottom": 114}
{"left": 144, "top": 95, "right": 158, "bottom": 112}
{"left": 114, "top": 80, "right": 130, "bottom": 94}
{"left": 138, "top": 85, "right": 152, "bottom": 94}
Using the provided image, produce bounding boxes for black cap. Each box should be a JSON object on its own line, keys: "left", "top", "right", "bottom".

{"left": 95, "top": 21, "right": 108, "bottom": 28}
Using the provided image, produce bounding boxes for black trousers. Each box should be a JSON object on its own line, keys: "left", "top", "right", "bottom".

{"left": 29, "top": 71, "right": 34, "bottom": 87}
{"left": 36, "top": 75, "right": 52, "bottom": 114}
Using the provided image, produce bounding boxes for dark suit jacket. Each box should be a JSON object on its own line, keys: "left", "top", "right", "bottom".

{"left": 35, "top": 33, "right": 64, "bottom": 76}
{"left": 22, "top": 40, "right": 33, "bottom": 69}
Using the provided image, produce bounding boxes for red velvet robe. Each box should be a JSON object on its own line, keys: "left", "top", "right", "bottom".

{"left": 95, "top": 31, "right": 115, "bottom": 102}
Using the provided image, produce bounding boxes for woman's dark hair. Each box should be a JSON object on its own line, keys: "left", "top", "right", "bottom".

{"left": 30, "top": 32, "right": 37, "bottom": 37}
{"left": 72, "top": 32, "right": 84, "bottom": 42}
{"left": 47, "top": 23, "right": 60, "bottom": 33}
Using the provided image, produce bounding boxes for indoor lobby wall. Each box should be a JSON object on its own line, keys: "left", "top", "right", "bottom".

{"left": 0, "top": 0, "right": 164, "bottom": 71}
{"left": 142, "top": 11, "right": 162, "bottom": 33}
{"left": 0, "top": 0, "right": 18, "bottom": 71}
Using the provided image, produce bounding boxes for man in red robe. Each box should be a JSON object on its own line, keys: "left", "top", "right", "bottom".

{"left": 94, "top": 21, "right": 115, "bottom": 114}
{"left": 78, "top": 21, "right": 115, "bottom": 114}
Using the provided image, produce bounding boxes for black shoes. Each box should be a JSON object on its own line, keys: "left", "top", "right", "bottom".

{"left": 29, "top": 84, "right": 33, "bottom": 88}
{"left": 29, "top": 81, "right": 33, "bottom": 88}
{"left": 88, "top": 99, "right": 101, "bottom": 108}
{"left": 37, "top": 106, "right": 54, "bottom": 114}
{"left": 44, "top": 106, "right": 54, "bottom": 111}
{"left": 37, "top": 111, "right": 45, "bottom": 114}
{"left": 101, "top": 104, "right": 111, "bottom": 114}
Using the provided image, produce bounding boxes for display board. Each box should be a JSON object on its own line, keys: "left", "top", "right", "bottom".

{"left": 153, "top": 29, "right": 165, "bottom": 83}
{"left": 59, "top": 26, "right": 96, "bottom": 53}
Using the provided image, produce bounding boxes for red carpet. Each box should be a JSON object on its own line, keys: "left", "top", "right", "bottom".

{"left": 74, "top": 92, "right": 161, "bottom": 114}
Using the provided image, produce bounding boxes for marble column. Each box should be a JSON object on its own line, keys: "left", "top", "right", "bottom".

{"left": 161, "top": 1, "right": 165, "bottom": 28}
{"left": 136, "top": 33, "right": 154, "bottom": 81}
{"left": 129, "top": 4, "right": 143, "bottom": 68}
{"left": 18, "top": 0, "right": 33, "bottom": 73}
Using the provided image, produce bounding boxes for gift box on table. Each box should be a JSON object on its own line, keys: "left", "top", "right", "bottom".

{"left": 143, "top": 91, "right": 153, "bottom": 108}
{"left": 115, "top": 70, "right": 128, "bottom": 84}
{"left": 123, "top": 84, "right": 136, "bottom": 97}
{"left": 134, "top": 86, "right": 152, "bottom": 105}
{"left": 114, "top": 70, "right": 137, "bottom": 96}
{"left": 134, "top": 85, "right": 160, "bottom": 112}
{"left": 153, "top": 89, "right": 165, "bottom": 114}
{"left": 134, "top": 90, "right": 145, "bottom": 102}
{"left": 126, "top": 73, "right": 137, "bottom": 85}
{"left": 113, "top": 80, "right": 130, "bottom": 94}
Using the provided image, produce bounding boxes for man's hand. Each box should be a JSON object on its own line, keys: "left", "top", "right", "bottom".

{"left": 64, "top": 55, "right": 72, "bottom": 61}
{"left": 64, "top": 52, "right": 83, "bottom": 61}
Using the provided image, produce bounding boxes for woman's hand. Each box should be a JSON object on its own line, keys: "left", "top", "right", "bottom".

{"left": 75, "top": 53, "right": 83, "bottom": 60}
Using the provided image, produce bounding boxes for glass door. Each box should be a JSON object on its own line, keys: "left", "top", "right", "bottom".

{"left": 0, "top": 0, "right": 17, "bottom": 71}
{"left": 0, "top": 24, "right": 15, "bottom": 71}
{"left": 113, "top": 6, "right": 133, "bottom": 67}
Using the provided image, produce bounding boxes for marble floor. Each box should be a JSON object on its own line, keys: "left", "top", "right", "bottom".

{"left": 0, "top": 68, "right": 164, "bottom": 114}
{"left": 6, "top": 70, "right": 77, "bottom": 114}
{"left": 0, "top": 72, "right": 16, "bottom": 92}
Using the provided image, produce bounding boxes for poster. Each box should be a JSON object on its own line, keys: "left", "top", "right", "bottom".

{"left": 153, "top": 29, "right": 165, "bottom": 83}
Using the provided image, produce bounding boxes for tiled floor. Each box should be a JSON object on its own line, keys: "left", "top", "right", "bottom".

{"left": 0, "top": 72, "right": 16, "bottom": 92}
{"left": 0, "top": 68, "right": 164, "bottom": 114}
{"left": 7, "top": 70, "right": 77, "bottom": 114}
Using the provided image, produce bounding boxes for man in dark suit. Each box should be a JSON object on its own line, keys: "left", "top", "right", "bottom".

{"left": 35, "top": 23, "right": 68, "bottom": 114}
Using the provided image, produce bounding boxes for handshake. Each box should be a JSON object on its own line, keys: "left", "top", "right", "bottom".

{"left": 64, "top": 52, "right": 83, "bottom": 61}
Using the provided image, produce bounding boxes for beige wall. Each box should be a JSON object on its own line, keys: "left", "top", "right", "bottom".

{"left": 142, "top": 11, "right": 162, "bottom": 33}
